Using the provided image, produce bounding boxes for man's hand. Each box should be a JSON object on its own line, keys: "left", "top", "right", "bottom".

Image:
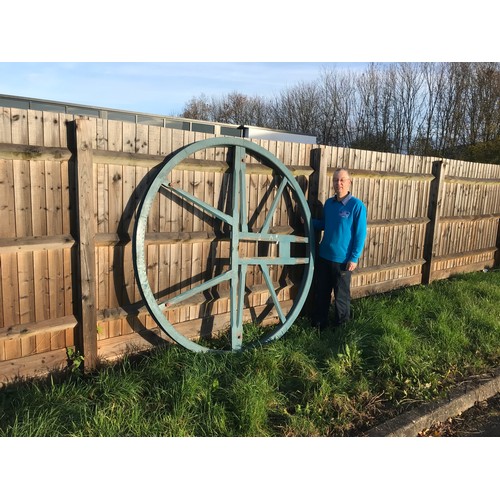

{"left": 346, "top": 261, "right": 357, "bottom": 272}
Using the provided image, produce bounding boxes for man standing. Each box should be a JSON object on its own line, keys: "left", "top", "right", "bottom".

{"left": 312, "top": 168, "right": 367, "bottom": 331}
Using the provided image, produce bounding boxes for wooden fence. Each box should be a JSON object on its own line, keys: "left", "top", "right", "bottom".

{"left": 0, "top": 106, "right": 499, "bottom": 384}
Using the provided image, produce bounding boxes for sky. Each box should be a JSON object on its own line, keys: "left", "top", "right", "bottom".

{"left": 0, "top": 62, "right": 370, "bottom": 116}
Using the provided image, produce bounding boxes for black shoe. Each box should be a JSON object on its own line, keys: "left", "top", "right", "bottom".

{"left": 313, "top": 322, "right": 328, "bottom": 332}
{"left": 332, "top": 320, "right": 348, "bottom": 329}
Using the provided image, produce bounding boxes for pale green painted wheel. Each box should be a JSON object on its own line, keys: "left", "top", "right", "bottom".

{"left": 133, "top": 137, "right": 314, "bottom": 352}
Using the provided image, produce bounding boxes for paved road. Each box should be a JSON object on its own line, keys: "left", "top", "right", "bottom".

{"left": 419, "top": 392, "right": 500, "bottom": 437}
{"left": 367, "top": 369, "right": 500, "bottom": 437}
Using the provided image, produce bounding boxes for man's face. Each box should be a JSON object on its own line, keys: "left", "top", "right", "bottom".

{"left": 333, "top": 170, "right": 351, "bottom": 199}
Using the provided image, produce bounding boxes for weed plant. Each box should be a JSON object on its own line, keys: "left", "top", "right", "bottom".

{"left": 0, "top": 270, "right": 498, "bottom": 437}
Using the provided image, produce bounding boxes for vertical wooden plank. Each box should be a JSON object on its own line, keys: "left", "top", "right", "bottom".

{"left": 32, "top": 247, "right": 50, "bottom": 339}
{"left": 160, "top": 127, "right": 173, "bottom": 156}
{"left": 96, "top": 163, "right": 108, "bottom": 234}
{"left": 147, "top": 125, "right": 163, "bottom": 326}
{"left": 73, "top": 119, "right": 98, "bottom": 370}
{"left": 157, "top": 243, "right": 170, "bottom": 321}
{"left": 179, "top": 233, "right": 192, "bottom": 322}
{"left": 379, "top": 221, "right": 389, "bottom": 268}
{"left": 401, "top": 225, "right": 410, "bottom": 262}
{"left": 43, "top": 111, "right": 62, "bottom": 147}
{"left": 17, "top": 251, "right": 35, "bottom": 326}
{"left": 372, "top": 225, "right": 380, "bottom": 267}
{"left": 400, "top": 179, "right": 409, "bottom": 220}
{"left": 135, "top": 124, "right": 149, "bottom": 155}
{"left": 181, "top": 169, "right": 193, "bottom": 232}
{"left": 45, "top": 156, "right": 65, "bottom": 350}
{"left": 11, "top": 108, "right": 28, "bottom": 144}
{"left": 0, "top": 253, "right": 20, "bottom": 328}
{"left": 0, "top": 122, "right": 26, "bottom": 351}
{"left": 0, "top": 253, "right": 22, "bottom": 361}
{"left": 122, "top": 122, "right": 136, "bottom": 154}
{"left": 148, "top": 125, "right": 161, "bottom": 156}
{"left": 192, "top": 167, "right": 204, "bottom": 232}
{"left": 190, "top": 241, "right": 202, "bottom": 319}
{"left": 408, "top": 171, "right": 418, "bottom": 221}
{"left": 134, "top": 155, "right": 151, "bottom": 329}
{"left": 27, "top": 109, "right": 44, "bottom": 146}
{"left": 374, "top": 178, "right": 384, "bottom": 221}
{"left": 0, "top": 108, "right": 12, "bottom": 143}
{"left": 30, "top": 160, "right": 48, "bottom": 237}
{"left": 290, "top": 142, "right": 299, "bottom": 169}
{"left": 121, "top": 160, "right": 137, "bottom": 336}
{"left": 111, "top": 246, "right": 126, "bottom": 338}
{"left": 171, "top": 129, "right": 184, "bottom": 155}
{"left": 95, "top": 117, "right": 108, "bottom": 151}
{"left": 246, "top": 171, "right": 258, "bottom": 289}
{"left": 295, "top": 142, "right": 304, "bottom": 167}
{"left": 13, "top": 160, "right": 33, "bottom": 237}
{"left": 0, "top": 159, "right": 16, "bottom": 238}
{"left": 190, "top": 167, "right": 204, "bottom": 316}
{"left": 61, "top": 159, "right": 72, "bottom": 236}
{"left": 107, "top": 163, "right": 124, "bottom": 338}
{"left": 63, "top": 246, "right": 74, "bottom": 347}
{"left": 47, "top": 248, "right": 65, "bottom": 319}
{"left": 45, "top": 160, "right": 63, "bottom": 236}
{"left": 96, "top": 246, "right": 109, "bottom": 339}
{"left": 107, "top": 120, "right": 123, "bottom": 152}
{"left": 108, "top": 163, "right": 123, "bottom": 235}
{"left": 384, "top": 178, "right": 393, "bottom": 219}
{"left": 168, "top": 242, "right": 181, "bottom": 325}
{"left": 204, "top": 170, "right": 216, "bottom": 233}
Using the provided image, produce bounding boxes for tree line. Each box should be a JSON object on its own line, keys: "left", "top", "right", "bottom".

{"left": 180, "top": 62, "right": 500, "bottom": 164}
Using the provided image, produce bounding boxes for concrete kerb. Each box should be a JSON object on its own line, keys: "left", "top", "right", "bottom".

{"left": 365, "top": 367, "right": 500, "bottom": 437}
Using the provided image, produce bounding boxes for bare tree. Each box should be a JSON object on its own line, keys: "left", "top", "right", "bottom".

{"left": 210, "top": 92, "right": 270, "bottom": 126}
{"left": 179, "top": 62, "right": 500, "bottom": 162}
{"left": 181, "top": 91, "right": 270, "bottom": 126}
{"left": 351, "top": 63, "right": 394, "bottom": 151}
{"left": 267, "top": 82, "right": 321, "bottom": 136}
{"left": 317, "top": 68, "right": 357, "bottom": 147}
{"left": 410, "top": 62, "right": 448, "bottom": 156}
{"left": 181, "top": 94, "right": 211, "bottom": 121}
{"left": 393, "top": 63, "right": 427, "bottom": 154}
{"left": 466, "top": 62, "right": 500, "bottom": 144}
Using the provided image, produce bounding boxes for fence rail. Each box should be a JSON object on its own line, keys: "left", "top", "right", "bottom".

{"left": 1, "top": 106, "right": 499, "bottom": 384}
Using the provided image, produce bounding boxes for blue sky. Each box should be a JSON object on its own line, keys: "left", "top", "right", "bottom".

{"left": 0, "top": 62, "right": 370, "bottom": 116}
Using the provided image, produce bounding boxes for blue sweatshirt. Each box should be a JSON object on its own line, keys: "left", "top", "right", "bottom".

{"left": 312, "top": 193, "right": 367, "bottom": 264}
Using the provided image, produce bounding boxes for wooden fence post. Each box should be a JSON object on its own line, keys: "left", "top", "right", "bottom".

{"left": 309, "top": 146, "right": 328, "bottom": 218}
{"left": 303, "top": 147, "right": 329, "bottom": 315}
{"left": 73, "top": 119, "right": 98, "bottom": 371}
{"left": 422, "top": 160, "right": 446, "bottom": 284}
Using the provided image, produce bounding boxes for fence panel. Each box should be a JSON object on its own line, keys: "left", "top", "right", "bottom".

{"left": 0, "top": 106, "right": 499, "bottom": 383}
{"left": 431, "top": 159, "right": 500, "bottom": 280}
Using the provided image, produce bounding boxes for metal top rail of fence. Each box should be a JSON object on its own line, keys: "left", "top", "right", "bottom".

{"left": 0, "top": 94, "right": 317, "bottom": 144}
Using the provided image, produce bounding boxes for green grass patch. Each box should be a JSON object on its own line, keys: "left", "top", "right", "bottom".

{"left": 1, "top": 270, "right": 499, "bottom": 437}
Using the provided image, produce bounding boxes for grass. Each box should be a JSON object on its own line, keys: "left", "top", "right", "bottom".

{"left": 0, "top": 270, "right": 499, "bottom": 437}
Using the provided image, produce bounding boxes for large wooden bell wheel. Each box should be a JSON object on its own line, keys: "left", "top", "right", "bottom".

{"left": 133, "top": 137, "right": 315, "bottom": 352}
